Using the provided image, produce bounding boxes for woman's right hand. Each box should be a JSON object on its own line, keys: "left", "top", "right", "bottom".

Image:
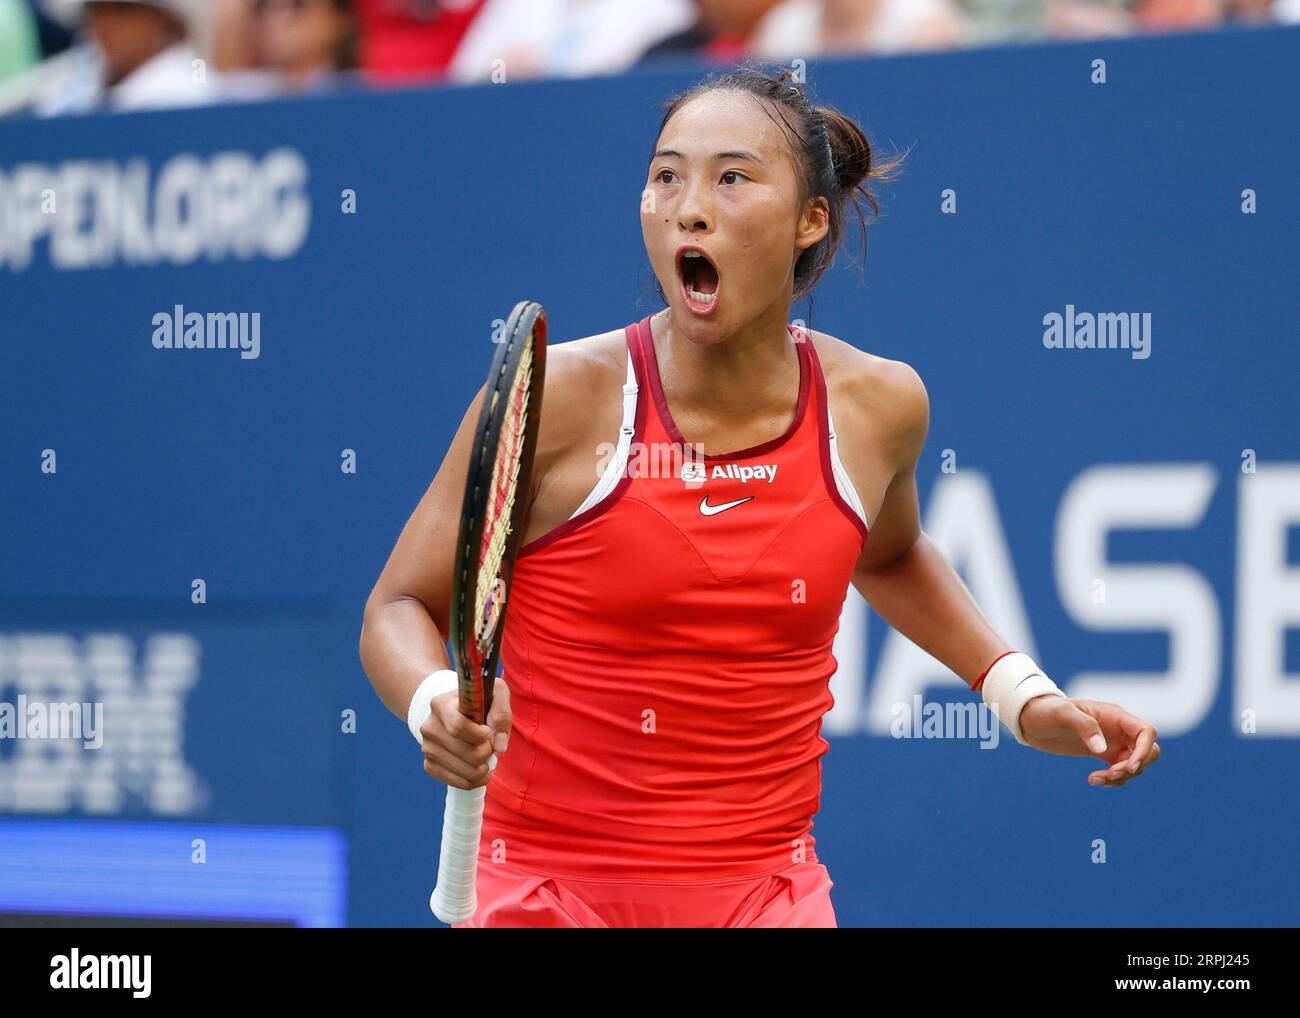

{"left": 419, "top": 678, "right": 512, "bottom": 790}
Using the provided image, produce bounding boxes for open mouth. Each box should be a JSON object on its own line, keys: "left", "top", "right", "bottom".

{"left": 677, "top": 248, "right": 720, "bottom": 315}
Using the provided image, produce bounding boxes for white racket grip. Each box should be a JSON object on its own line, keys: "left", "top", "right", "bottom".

{"left": 429, "top": 753, "right": 496, "bottom": 924}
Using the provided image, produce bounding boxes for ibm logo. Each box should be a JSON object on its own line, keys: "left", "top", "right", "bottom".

{"left": 0, "top": 633, "right": 205, "bottom": 815}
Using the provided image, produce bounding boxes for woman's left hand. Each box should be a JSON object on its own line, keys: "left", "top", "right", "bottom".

{"left": 1018, "top": 696, "right": 1161, "bottom": 787}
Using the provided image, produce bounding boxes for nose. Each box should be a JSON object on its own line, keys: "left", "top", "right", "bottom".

{"left": 676, "top": 178, "right": 713, "bottom": 234}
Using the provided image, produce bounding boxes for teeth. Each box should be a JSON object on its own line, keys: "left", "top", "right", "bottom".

{"left": 681, "top": 251, "right": 716, "bottom": 307}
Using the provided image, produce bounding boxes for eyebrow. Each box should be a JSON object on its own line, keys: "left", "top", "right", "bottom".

{"left": 652, "top": 148, "right": 765, "bottom": 164}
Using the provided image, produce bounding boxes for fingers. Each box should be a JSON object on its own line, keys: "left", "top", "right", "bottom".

{"left": 1123, "top": 719, "right": 1159, "bottom": 774}
{"left": 1089, "top": 763, "right": 1137, "bottom": 787}
{"left": 1065, "top": 703, "right": 1109, "bottom": 755}
{"left": 486, "top": 676, "right": 513, "bottom": 755}
{"left": 1088, "top": 707, "right": 1160, "bottom": 786}
{"left": 415, "top": 676, "right": 514, "bottom": 788}
{"left": 419, "top": 691, "right": 496, "bottom": 789}
{"left": 1088, "top": 741, "right": 1160, "bottom": 788}
{"left": 423, "top": 755, "right": 492, "bottom": 790}
{"left": 422, "top": 732, "right": 492, "bottom": 787}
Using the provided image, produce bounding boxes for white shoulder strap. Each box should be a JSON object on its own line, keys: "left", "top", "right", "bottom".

{"left": 825, "top": 400, "right": 869, "bottom": 528}
{"left": 569, "top": 351, "right": 637, "bottom": 519}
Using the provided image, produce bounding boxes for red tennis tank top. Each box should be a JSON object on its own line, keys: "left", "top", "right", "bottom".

{"left": 480, "top": 312, "right": 868, "bottom": 880}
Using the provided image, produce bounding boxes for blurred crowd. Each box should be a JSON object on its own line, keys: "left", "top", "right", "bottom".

{"left": 0, "top": 0, "right": 1294, "bottom": 116}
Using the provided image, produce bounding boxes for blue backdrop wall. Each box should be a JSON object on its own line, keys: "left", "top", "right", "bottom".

{"left": 1, "top": 26, "right": 1297, "bottom": 926}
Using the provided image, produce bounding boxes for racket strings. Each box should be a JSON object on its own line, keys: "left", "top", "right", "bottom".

{"left": 474, "top": 340, "right": 534, "bottom": 643}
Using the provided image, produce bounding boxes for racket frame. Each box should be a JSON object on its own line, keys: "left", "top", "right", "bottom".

{"left": 432, "top": 300, "right": 547, "bottom": 924}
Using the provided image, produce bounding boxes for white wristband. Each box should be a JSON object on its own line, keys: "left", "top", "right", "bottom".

{"left": 407, "top": 669, "right": 460, "bottom": 745}
{"left": 979, "top": 652, "right": 1066, "bottom": 746}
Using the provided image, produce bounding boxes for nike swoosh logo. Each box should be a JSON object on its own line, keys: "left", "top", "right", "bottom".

{"left": 699, "top": 495, "right": 754, "bottom": 517}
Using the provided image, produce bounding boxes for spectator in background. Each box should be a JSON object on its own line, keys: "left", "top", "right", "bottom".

{"left": 34, "top": 0, "right": 212, "bottom": 115}
{"left": 1134, "top": 0, "right": 1274, "bottom": 28}
{"left": 447, "top": 0, "right": 696, "bottom": 82}
{"left": 257, "top": 0, "right": 356, "bottom": 91}
{"left": 1134, "top": 0, "right": 1225, "bottom": 27}
{"left": 211, "top": 0, "right": 258, "bottom": 71}
{"left": 0, "top": 1, "right": 41, "bottom": 81}
{"left": 354, "top": 0, "right": 488, "bottom": 85}
{"left": 1045, "top": 0, "right": 1133, "bottom": 39}
{"left": 25, "top": 0, "right": 78, "bottom": 58}
{"left": 640, "top": 0, "right": 788, "bottom": 64}
{"left": 1223, "top": 0, "right": 1277, "bottom": 20}
{"left": 1046, "top": 0, "right": 1273, "bottom": 39}
{"left": 222, "top": 0, "right": 358, "bottom": 99}
{"left": 947, "top": 1, "right": 1131, "bottom": 45}
{"left": 751, "top": 0, "right": 966, "bottom": 57}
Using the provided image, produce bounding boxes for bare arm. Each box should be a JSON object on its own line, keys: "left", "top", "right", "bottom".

{"left": 358, "top": 385, "right": 504, "bottom": 790}
{"left": 360, "top": 386, "right": 482, "bottom": 719}
{"left": 844, "top": 358, "right": 1160, "bottom": 784}
{"left": 358, "top": 336, "right": 618, "bottom": 788}
{"left": 848, "top": 364, "right": 1009, "bottom": 686}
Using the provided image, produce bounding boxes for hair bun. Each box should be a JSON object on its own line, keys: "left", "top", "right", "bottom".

{"left": 819, "top": 107, "right": 873, "bottom": 195}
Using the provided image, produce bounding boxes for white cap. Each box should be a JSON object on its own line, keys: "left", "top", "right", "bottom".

{"left": 44, "top": 0, "right": 200, "bottom": 33}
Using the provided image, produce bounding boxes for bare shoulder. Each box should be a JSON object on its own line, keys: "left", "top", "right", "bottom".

{"left": 805, "top": 328, "right": 929, "bottom": 461}
{"left": 534, "top": 326, "right": 629, "bottom": 454}
{"left": 542, "top": 327, "right": 627, "bottom": 390}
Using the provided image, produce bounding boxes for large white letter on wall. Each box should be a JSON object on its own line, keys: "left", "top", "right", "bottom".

{"left": 1056, "top": 464, "right": 1219, "bottom": 736}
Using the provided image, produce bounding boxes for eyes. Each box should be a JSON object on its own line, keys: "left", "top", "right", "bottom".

{"left": 653, "top": 168, "right": 747, "bottom": 186}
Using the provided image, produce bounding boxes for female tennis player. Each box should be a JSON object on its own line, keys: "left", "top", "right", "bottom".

{"left": 360, "top": 67, "right": 1161, "bottom": 928}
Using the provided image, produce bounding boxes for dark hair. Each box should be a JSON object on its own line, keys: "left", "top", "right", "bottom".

{"left": 652, "top": 65, "right": 902, "bottom": 302}
{"left": 331, "top": 0, "right": 358, "bottom": 72}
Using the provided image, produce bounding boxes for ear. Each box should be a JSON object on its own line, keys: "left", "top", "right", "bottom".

{"left": 794, "top": 195, "right": 830, "bottom": 254}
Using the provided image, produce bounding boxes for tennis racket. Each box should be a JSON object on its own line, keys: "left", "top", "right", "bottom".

{"left": 430, "top": 300, "right": 547, "bottom": 924}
